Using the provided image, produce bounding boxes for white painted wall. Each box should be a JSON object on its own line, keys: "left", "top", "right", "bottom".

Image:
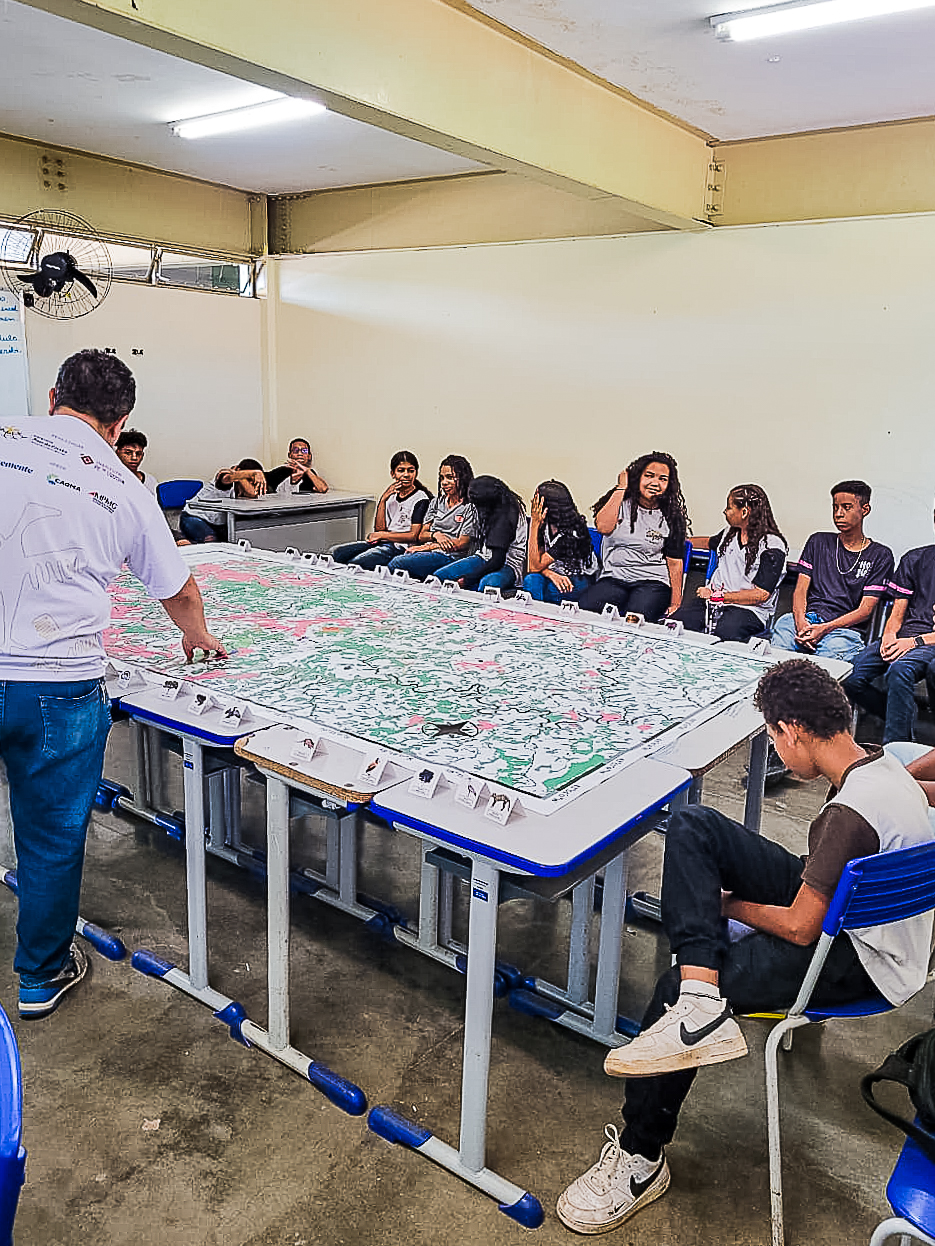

{"left": 275, "top": 213, "right": 935, "bottom": 560}
{"left": 24, "top": 281, "right": 264, "bottom": 487}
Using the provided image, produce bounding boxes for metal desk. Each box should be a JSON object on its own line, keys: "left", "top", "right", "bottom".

{"left": 188, "top": 489, "right": 372, "bottom": 553}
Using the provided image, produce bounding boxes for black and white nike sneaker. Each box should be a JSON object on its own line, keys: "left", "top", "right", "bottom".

{"left": 603, "top": 990, "right": 748, "bottom": 1077}
{"left": 557, "top": 1123, "right": 670, "bottom": 1234}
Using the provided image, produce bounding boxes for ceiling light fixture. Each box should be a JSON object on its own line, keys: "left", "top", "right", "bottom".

{"left": 170, "top": 95, "right": 325, "bottom": 139}
{"left": 710, "top": 0, "right": 935, "bottom": 41}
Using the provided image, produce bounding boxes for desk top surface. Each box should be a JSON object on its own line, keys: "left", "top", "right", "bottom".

{"left": 189, "top": 489, "right": 372, "bottom": 516}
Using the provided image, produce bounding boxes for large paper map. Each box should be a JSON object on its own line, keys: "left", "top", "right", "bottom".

{"left": 105, "top": 549, "right": 770, "bottom": 801}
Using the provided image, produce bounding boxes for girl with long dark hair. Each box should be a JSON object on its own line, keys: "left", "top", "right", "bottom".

{"left": 523, "top": 479, "right": 597, "bottom": 604}
{"left": 388, "top": 454, "right": 476, "bottom": 580}
{"left": 436, "top": 474, "right": 528, "bottom": 593}
{"left": 579, "top": 451, "right": 690, "bottom": 621}
{"left": 672, "top": 483, "right": 787, "bottom": 641}
{"left": 331, "top": 449, "right": 431, "bottom": 570}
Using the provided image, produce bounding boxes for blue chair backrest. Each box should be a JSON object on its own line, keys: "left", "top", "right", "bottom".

{"left": 0, "top": 1005, "right": 25, "bottom": 1246}
{"left": 588, "top": 527, "right": 603, "bottom": 563}
{"left": 824, "top": 841, "right": 935, "bottom": 937}
{"left": 156, "top": 479, "right": 202, "bottom": 510}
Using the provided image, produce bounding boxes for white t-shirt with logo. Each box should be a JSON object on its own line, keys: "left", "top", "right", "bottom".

{"left": 0, "top": 416, "right": 189, "bottom": 681}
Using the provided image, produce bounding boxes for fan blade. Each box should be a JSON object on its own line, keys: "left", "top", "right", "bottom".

{"left": 15, "top": 271, "right": 40, "bottom": 287}
{"left": 72, "top": 270, "right": 98, "bottom": 298}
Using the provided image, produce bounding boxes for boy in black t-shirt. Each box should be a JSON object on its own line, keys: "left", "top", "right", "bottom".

{"left": 843, "top": 506, "right": 935, "bottom": 743}
{"left": 557, "top": 660, "right": 933, "bottom": 1236}
{"left": 771, "top": 480, "right": 893, "bottom": 661}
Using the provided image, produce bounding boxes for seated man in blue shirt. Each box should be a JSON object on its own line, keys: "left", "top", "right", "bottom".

{"left": 771, "top": 480, "right": 893, "bottom": 662}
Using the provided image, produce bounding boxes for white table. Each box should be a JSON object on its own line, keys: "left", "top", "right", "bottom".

{"left": 188, "top": 488, "right": 372, "bottom": 552}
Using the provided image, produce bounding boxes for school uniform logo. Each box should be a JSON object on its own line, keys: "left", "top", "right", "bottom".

{"left": 90, "top": 491, "right": 117, "bottom": 513}
{"left": 32, "top": 435, "right": 67, "bottom": 456}
{"left": 81, "top": 454, "right": 94, "bottom": 465}
{"left": 0, "top": 460, "right": 31, "bottom": 473}
{"left": 1, "top": 426, "right": 24, "bottom": 440}
{"left": 46, "top": 473, "right": 80, "bottom": 491}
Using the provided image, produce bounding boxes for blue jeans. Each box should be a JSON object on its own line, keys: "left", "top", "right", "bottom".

{"left": 770, "top": 611, "right": 866, "bottom": 662}
{"left": 178, "top": 512, "right": 226, "bottom": 543}
{"left": 843, "top": 641, "right": 935, "bottom": 743}
{"left": 0, "top": 679, "right": 112, "bottom": 981}
{"left": 522, "top": 572, "right": 592, "bottom": 604}
{"left": 387, "top": 550, "right": 457, "bottom": 580}
{"left": 436, "top": 556, "right": 519, "bottom": 593}
{"left": 331, "top": 541, "right": 402, "bottom": 570}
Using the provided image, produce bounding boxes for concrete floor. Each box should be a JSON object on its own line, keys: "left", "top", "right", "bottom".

{"left": 2, "top": 713, "right": 932, "bottom": 1246}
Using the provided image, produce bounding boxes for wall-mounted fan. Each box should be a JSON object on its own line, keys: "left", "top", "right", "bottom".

{"left": 0, "top": 209, "right": 112, "bottom": 318}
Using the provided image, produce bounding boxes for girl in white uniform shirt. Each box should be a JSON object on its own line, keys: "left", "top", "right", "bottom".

{"left": 579, "top": 451, "right": 690, "bottom": 622}
{"left": 388, "top": 455, "right": 477, "bottom": 580}
{"left": 331, "top": 450, "right": 431, "bottom": 570}
{"left": 672, "top": 483, "right": 788, "bottom": 642}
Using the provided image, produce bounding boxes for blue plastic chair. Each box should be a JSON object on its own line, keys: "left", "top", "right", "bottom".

{"left": 765, "top": 842, "right": 935, "bottom": 1246}
{"left": 0, "top": 1005, "right": 26, "bottom": 1245}
{"left": 156, "top": 479, "right": 202, "bottom": 510}
{"left": 870, "top": 1131, "right": 935, "bottom": 1245}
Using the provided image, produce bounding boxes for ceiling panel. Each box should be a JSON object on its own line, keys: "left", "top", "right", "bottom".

{"left": 0, "top": 0, "right": 489, "bottom": 194}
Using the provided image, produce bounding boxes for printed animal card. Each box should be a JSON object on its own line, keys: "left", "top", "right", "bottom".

{"left": 409, "top": 766, "right": 441, "bottom": 799}
{"left": 356, "top": 752, "right": 388, "bottom": 786}
{"left": 484, "top": 789, "right": 517, "bottom": 826}
{"left": 454, "top": 775, "right": 485, "bottom": 810}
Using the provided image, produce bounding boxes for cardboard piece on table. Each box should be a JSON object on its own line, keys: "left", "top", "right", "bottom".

{"left": 356, "top": 752, "right": 388, "bottom": 786}
{"left": 408, "top": 766, "right": 442, "bottom": 799}
{"left": 189, "top": 690, "right": 217, "bottom": 717}
{"left": 624, "top": 612, "right": 645, "bottom": 627}
{"left": 483, "top": 788, "right": 517, "bottom": 826}
{"left": 114, "top": 666, "right": 147, "bottom": 694}
{"left": 160, "top": 676, "right": 183, "bottom": 702}
{"left": 290, "top": 733, "right": 321, "bottom": 763}
{"left": 662, "top": 618, "right": 684, "bottom": 637}
{"left": 454, "top": 775, "right": 486, "bottom": 810}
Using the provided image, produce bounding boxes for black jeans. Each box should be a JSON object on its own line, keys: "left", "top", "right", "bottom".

{"left": 620, "top": 806, "right": 875, "bottom": 1160}
{"left": 578, "top": 578, "right": 671, "bottom": 622}
{"left": 670, "top": 598, "right": 765, "bottom": 643}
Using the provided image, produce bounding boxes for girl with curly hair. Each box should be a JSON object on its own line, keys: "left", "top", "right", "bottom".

{"left": 435, "top": 474, "right": 528, "bottom": 593}
{"left": 672, "top": 483, "right": 787, "bottom": 641}
{"left": 523, "top": 479, "right": 598, "bottom": 604}
{"left": 388, "top": 455, "right": 477, "bottom": 580}
{"left": 579, "top": 452, "right": 690, "bottom": 621}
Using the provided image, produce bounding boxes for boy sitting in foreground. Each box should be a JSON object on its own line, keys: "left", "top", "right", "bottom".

{"left": 558, "top": 659, "right": 933, "bottom": 1235}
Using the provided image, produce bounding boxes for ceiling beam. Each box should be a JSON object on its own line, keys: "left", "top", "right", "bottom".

{"left": 15, "top": 0, "right": 710, "bottom": 230}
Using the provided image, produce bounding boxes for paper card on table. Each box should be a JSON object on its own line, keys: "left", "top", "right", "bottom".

{"left": 160, "top": 677, "right": 183, "bottom": 701}
{"left": 483, "top": 789, "right": 517, "bottom": 826}
{"left": 221, "top": 703, "right": 245, "bottom": 727}
{"left": 115, "top": 666, "right": 146, "bottom": 693}
{"left": 189, "top": 691, "right": 216, "bottom": 717}
{"left": 454, "top": 775, "right": 485, "bottom": 810}
{"left": 356, "top": 752, "right": 388, "bottom": 786}
{"left": 408, "top": 766, "right": 441, "bottom": 799}
{"left": 290, "top": 734, "right": 321, "bottom": 762}
{"left": 624, "top": 612, "right": 645, "bottom": 627}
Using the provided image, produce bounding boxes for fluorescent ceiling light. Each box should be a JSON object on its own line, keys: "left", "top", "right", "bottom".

{"left": 711, "top": 0, "right": 935, "bottom": 40}
{"left": 171, "top": 95, "right": 325, "bottom": 139}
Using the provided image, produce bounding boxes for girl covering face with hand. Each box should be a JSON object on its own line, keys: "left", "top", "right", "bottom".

{"left": 331, "top": 450, "right": 432, "bottom": 570}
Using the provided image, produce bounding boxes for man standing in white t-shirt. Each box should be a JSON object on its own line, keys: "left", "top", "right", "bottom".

{"left": 0, "top": 349, "right": 226, "bottom": 1020}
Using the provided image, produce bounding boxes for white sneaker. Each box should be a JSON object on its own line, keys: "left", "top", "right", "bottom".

{"left": 557, "top": 1124, "right": 669, "bottom": 1234}
{"left": 604, "top": 991, "right": 748, "bottom": 1077}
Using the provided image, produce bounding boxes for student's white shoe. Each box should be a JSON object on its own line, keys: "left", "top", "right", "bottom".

{"left": 556, "top": 1123, "right": 670, "bottom": 1234}
{"left": 603, "top": 990, "right": 748, "bottom": 1077}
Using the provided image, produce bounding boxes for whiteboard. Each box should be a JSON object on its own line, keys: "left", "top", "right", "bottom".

{"left": 0, "top": 289, "right": 29, "bottom": 419}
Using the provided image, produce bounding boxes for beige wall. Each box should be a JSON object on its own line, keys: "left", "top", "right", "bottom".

{"left": 275, "top": 212, "right": 935, "bottom": 560}
{"left": 26, "top": 281, "right": 264, "bottom": 484}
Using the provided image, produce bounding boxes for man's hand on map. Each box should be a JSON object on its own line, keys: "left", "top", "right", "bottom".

{"left": 183, "top": 629, "right": 228, "bottom": 663}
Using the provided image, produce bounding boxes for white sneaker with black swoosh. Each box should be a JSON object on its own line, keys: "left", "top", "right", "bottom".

{"left": 557, "top": 1124, "right": 669, "bottom": 1234}
{"left": 603, "top": 990, "right": 748, "bottom": 1077}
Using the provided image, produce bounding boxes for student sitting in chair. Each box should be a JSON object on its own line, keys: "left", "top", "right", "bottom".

{"left": 771, "top": 480, "right": 894, "bottom": 662}
{"left": 178, "top": 458, "right": 267, "bottom": 544}
{"left": 843, "top": 510, "right": 935, "bottom": 743}
{"left": 115, "top": 427, "right": 157, "bottom": 494}
{"left": 264, "top": 437, "right": 329, "bottom": 494}
{"left": 670, "top": 484, "right": 787, "bottom": 643}
{"left": 557, "top": 659, "right": 934, "bottom": 1235}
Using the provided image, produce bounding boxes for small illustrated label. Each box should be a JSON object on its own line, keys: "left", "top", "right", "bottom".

{"left": 290, "top": 735, "right": 320, "bottom": 762}
{"left": 483, "top": 789, "right": 516, "bottom": 826}
{"left": 189, "top": 692, "right": 214, "bottom": 717}
{"left": 160, "top": 677, "right": 182, "bottom": 701}
{"left": 454, "top": 775, "right": 484, "bottom": 810}
{"left": 356, "top": 752, "right": 387, "bottom": 786}
{"left": 624, "top": 612, "right": 645, "bottom": 627}
{"left": 408, "top": 767, "right": 441, "bottom": 799}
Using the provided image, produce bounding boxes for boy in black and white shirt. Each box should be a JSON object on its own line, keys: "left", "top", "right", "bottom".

{"left": 772, "top": 480, "right": 893, "bottom": 662}
{"left": 558, "top": 660, "right": 933, "bottom": 1235}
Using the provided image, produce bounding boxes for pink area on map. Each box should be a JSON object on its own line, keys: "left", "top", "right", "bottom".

{"left": 406, "top": 715, "right": 425, "bottom": 726}
{"left": 479, "top": 609, "right": 544, "bottom": 630}
{"left": 477, "top": 721, "right": 497, "bottom": 731}
{"left": 601, "top": 713, "right": 622, "bottom": 722}
{"left": 565, "top": 710, "right": 580, "bottom": 720}
{"left": 637, "top": 723, "right": 653, "bottom": 732}
{"left": 583, "top": 670, "right": 599, "bottom": 677}
{"left": 455, "top": 660, "right": 503, "bottom": 671}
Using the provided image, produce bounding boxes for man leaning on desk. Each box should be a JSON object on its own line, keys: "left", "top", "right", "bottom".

{"left": 0, "top": 349, "right": 226, "bottom": 1020}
